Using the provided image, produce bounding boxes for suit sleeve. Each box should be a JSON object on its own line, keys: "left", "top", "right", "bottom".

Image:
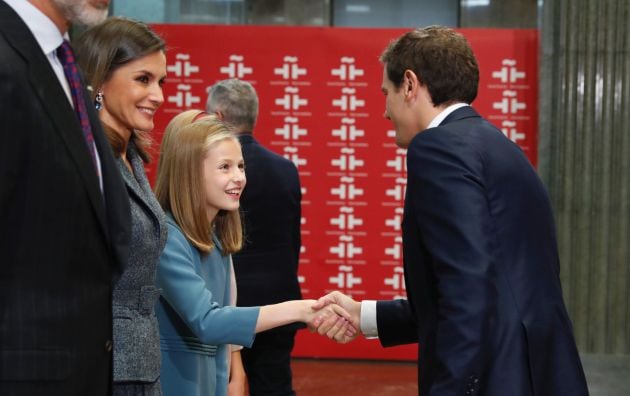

{"left": 376, "top": 299, "right": 418, "bottom": 344}
{"left": 408, "top": 130, "right": 498, "bottom": 392}
{"left": 156, "top": 223, "right": 260, "bottom": 347}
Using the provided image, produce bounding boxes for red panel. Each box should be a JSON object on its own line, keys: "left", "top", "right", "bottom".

{"left": 147, "top": 25, "right": 538, "bottom": 361}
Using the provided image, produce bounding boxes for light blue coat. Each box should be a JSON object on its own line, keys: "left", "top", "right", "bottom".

{"left": 156, "top": 216, "right": 260, "bottom": 396}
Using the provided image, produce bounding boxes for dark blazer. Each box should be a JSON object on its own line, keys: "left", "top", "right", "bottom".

{"left": 232, "top": 134, "right": 302, "bottom": 311}
{"left": 376, "top": 106, "right": 588, "bottom": 395}
{"left": 0, "top": 2, "right": 130, "bottom": 395}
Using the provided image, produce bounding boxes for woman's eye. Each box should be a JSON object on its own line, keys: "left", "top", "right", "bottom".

{"left": 136, "top": 75, "right": 149, "bottom": 84}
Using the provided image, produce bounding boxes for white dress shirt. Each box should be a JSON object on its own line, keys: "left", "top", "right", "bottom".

{"left": 5, "top": 0, "right": 72, "bottom": 103}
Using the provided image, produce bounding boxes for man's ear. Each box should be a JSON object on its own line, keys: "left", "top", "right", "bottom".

{"left": 215, "top": 110, "right": 224, "bottom": 120}
{"left": 403, "top": 69, "right": 420, "bottom": 100}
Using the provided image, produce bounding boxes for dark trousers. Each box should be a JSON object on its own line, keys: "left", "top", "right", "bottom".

{"left": 241, "top": 328, "right": 297, "bottom": 396}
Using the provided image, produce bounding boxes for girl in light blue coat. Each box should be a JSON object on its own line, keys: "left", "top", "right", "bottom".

{"left": 154, "top": 116, "right": 355, "bottom": 396}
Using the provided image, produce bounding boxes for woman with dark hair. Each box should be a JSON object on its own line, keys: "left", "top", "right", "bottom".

{"left": 75, "top": 16, "right": 168, "bottom": 395}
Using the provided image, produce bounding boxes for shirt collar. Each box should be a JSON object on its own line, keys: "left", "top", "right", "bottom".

{"left": 5, "top": 0, "right": 66, "bottom": 56}
{"left": 427, "top": 102, "right": 470, "bottom": 129}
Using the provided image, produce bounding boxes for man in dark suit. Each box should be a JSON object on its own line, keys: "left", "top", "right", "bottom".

{"left": 312, "top": 26, "right": 589, "bottom": 395}
{"left": 207, "top": 79, "right": 303, "bottom": 396}
{"left": 0, "top": 1, "right": 130, "bottom": 395}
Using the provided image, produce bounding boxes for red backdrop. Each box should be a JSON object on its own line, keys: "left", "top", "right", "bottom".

{"left": 148, "top": 25, "right": 539, "bottom": 361}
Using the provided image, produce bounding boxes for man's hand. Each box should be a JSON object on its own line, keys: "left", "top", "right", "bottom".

{"left": 309, "top": 291, "right": 361, "bottom": 344}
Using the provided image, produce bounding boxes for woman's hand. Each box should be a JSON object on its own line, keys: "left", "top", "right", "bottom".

{"left": 228, "top": 350, "right": 246, "bottom": 396}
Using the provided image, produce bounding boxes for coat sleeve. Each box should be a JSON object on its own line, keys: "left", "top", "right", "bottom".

{"left": 156, "top": 223, "right": 260, "bottom": 347}
{"left": 376, "top": 298, "right": 418, "bottom": 345}
{"left": 407, "top": 129, "right": 498, "bottom": 393}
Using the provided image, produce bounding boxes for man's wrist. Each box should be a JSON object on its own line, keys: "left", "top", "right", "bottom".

{"left": 360, "top": 300, "right": 378, "bottom": 338}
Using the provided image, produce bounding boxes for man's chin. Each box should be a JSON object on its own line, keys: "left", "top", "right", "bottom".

{"left": 74, "top": 7, "right": 109, "bottom": 27}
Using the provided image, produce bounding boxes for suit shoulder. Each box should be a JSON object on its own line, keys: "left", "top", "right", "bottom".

{"left": 247, "top": 142, "right": 298, "bottom": 171}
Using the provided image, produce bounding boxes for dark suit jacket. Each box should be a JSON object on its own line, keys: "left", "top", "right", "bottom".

{"left": 232, "top": 134, "right": 302, "bottom": 328}
{"left": 0, "top": 2, "right": 130, "bottom": 395}
{"left": 376, "top": 106, "right": 588, "bottom": 395}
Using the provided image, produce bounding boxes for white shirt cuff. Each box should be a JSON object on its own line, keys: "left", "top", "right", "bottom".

{"left": 360, "top": 300, "right": 379, "bottom": 339}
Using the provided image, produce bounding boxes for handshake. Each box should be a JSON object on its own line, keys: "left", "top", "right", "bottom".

{"left": 304, "top": 291, "right": 362, "bottom": 344}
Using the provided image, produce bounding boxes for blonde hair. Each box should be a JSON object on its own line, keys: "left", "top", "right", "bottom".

{"left": 157, "top": 109, "right": 211, "bottom": 177}
{"left": 155, "top": 116, "right": 243, "bottom": 254}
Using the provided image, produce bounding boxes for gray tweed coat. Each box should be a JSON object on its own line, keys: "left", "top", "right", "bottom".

{"left": 112, "top": 142, "right": 167, "bottom": 389}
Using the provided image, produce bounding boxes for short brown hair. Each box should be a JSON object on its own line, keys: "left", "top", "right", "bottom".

{"left": 380, "top": 25, "right": 479, "bottom": 106}
{"left": 155, "top": 118, "right": 243, "bottom": 255}
{"left": 74, "top": 16, "right": 166, "bottom": 162}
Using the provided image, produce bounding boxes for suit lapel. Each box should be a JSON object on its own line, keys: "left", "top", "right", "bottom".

{"left": 439, "top": 105, "right": 481, "bottom": 126}
{"left": 0, "top": 5, "right": 109, "bottom": 238}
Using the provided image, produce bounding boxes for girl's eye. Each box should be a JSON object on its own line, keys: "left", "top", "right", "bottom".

{"left": 238, "top": 163, "right": 245, "bottom": 170}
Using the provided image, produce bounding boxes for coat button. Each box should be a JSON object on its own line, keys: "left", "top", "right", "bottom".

{"left": 105, "top": 340, "right": 113, "bottom": 352}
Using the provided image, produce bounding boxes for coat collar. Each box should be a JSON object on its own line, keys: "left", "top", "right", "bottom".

{"left": 236, "top": 133, "right": 256, "bottom": 145}
{"left": 439, "top": 105, "right": 482, "bottom": 126}
{"left": 117, "top": 142, "right": 163, "bottom": 227}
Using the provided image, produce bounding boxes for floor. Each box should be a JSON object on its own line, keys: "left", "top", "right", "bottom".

{"left": 291, "top": 354, "right": 630, "bottom": 395}
{"left": 292, "top": 358, "right": 416, "bottom": 396}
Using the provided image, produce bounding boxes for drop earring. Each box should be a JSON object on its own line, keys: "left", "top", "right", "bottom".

{"left": 95, "top": 90, "right": 103, "bottom": 111}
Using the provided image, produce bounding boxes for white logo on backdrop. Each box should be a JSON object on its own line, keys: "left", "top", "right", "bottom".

{"left": 332, "top": 87, "right": 365, "bottom": 111}
{"left": 384, "top": 266, "right": 406, "bottom": 290}
{"left": 386, "top": 148, "right": 407, "bottom": 173}
{"left": 501, "top": 120, "right": 526, "bottom": 143}
{"left": 492, "top": 59, "right": 526, "bottom": 84}
{"left": 330, "top": 207, "right": 364, "bottom": 230}
{"left": 167, "top": 84, "right": 201, "bottom": 108}
{"left": 384, "top": 236, "right": 403, "bottom": 260}
{"left": 282, "top": 146, "right": 307, "bottom": 168}
{"left": 385, "top": 177, "right": 407, "bottom": 201}
{"left": 219, "top": 55, "right": 253, "bottom": 79}
{"left": 274, "top": 56, "right": 307, "bottom": 80}
{"left": 385, "top": 207, "right": 404, "bottom": 232}
{"left": 330, "top": 176, "right": 364, "bottom": 200}
{"left": 275, "top": 116, "right": 308, "bottom": 140}
{"left": 275, "top": 87, "right": 308, "bottom": 110}
{"left": 331, "top": 57, "right": 365, "bottom": 81}
{"left": 492, "top": 90, "right": 527, "bottom": 114}
{"left": 167, "top": 53, "right": 200, "bottom": 77}
{"left": 331, "top": 148, "right": 364, "bottom": 171}
{"left": 331, "top": 118, "right": 365, "bottom": 141}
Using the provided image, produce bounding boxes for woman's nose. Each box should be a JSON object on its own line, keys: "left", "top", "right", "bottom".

{"left": 150, "top": 84, "right": 164, "bottom": 107}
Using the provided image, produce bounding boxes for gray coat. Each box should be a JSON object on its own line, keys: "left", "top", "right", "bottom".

{"left": 113, "top": 142, "right": 167, "bottom": 385}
